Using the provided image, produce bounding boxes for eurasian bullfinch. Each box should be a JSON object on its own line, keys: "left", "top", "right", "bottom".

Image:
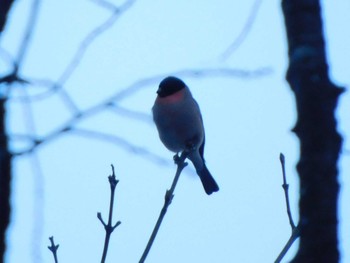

{"left": 152, "top": 76, "right": 219, "bottom": 195}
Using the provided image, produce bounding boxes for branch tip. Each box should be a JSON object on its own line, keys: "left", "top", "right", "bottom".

{"left": 48, "top": 236, "right": 59, "bottom": 263}
{"left": 113, "top": 221, "right": 122, "bottom": 230}
{"left": 97, "top": 212, "right": 107, "bottom": 227}
{"left": 279, "top": 153, "right": 285, "bottom": 163}
{"left": 111, "top": 164, "right": 115, "bottom": 176}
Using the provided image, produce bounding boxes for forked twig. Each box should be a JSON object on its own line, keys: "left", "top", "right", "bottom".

{"left": 139, "top": 151, "right": 189, "bottom": 263}
{"left": 280, "top": 153, "right": 296, "bottom": 229}
{"left": 98, "top": 165, "right": 121, "bottom": 263}
{"left": 275, "top": 153, "right": 300, "bottom": 263}
{"left": 47, "top": 236, "right": 59, "bottom": 263}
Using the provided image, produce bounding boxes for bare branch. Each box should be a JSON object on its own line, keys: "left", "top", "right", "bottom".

{"left": 275, "top": 153, "right": 300, "bottom": 263}
{"left": 0, "top": 47, "right": 15, "bottom": 69}
{"left": 6, "top": 0, "right": 137, "bottom": 110}
{"left": 108, "top": 103, "right": 153, "bottom": 125}
{"left": 57, "top": 0, "right": 136, "bottom": 86}
{"left": 15, "top": 0, "right": 41, "bottom": 70}
{"left": 275, "top": 227, "right": 300, "bottom": 263}
{"left": 47, "top": 236, "right": 59, "bottom": 263}
{"left": 98, "top": 164, "right": 121, "bottom": 263}
{"left": 139, "top": 151, "right": 189, "bottom": 263}
{"left": 10, "top": 67, "right": 271, "bottom": 157}
{"left": 219, "top": 0, "right": 263, "bottom": 61}
{"left": 8, "top": 65, "right": 271, "bottom": 104}
{"left": 71, "top": 128, "right": 170, "bottom": 166}
{"left": 105, "top": 67, "right": 272, "bottom": 105}
{"left": 279, "top": 153, "right": 296, "bottom": 230}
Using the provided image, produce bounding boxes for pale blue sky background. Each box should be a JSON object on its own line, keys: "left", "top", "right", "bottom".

{"left": 1, "top": 0, "right": 349, "bottom": 262}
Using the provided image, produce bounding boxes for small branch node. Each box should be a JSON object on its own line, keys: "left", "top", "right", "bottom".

{"left": 97, "top": 212, "right": 107, "bottom": 227}
{"left": 48, "top": 236, "right": 59, "bottom": 263}
{"left": 165, "top": 190, "right": 174, "bottom": 205}
{"left": 113, "top": 221, "right": 122, "bottom": 230}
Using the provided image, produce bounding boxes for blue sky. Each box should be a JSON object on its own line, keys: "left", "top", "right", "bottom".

{"left": 1, "top": 0, "right": 349, "bottom": 262}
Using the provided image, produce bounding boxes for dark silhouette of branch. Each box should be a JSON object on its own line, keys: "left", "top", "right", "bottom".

{"left": 97, "top": 165, "right": 121, "bottom": 263}
{"left": 0, "top": 97, "right": 11, "bottom": 263}
{"left": 275, "top": 229, "right": 300, "bottom": 263}
{"left": 47, "top": 236, "right": 59, "bottom": 263}
{"left": 0, "top": 0, "right": 15, "bottom": 34}
{"left": 275, "top": 153, "right": 300, "bottom": 263}
{"left": 219, "top": 0, "right": 263, "bottom": 60}
{"left": 281, "top": 0, "right": 344, "bottom": 262}
{"left": 279, "top": 153, "right": 296, "bottom": 229}
{"left": 139, "top": 151, "right": 189, "bottom": 263}
{"left": 0, "top": 2, "right": 17, "bottom": 261}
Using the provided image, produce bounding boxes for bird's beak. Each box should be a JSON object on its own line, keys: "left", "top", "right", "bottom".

{"left": 156, "top": 87, "right": 161, "bottom": 94}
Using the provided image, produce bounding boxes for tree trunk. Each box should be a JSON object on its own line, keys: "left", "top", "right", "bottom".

{"left": 0, "top": 98, "right": 11, "bottom": 263}
{"left": 0, "top": 0, "right": 15, "bottom": 33}
{"left": 281, "top": 0, "right": 343, "bottom": 262}
{"left": 0, "top": 1, "right": 15, "bottom": 262}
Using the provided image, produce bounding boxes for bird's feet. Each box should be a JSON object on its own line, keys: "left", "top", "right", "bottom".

{"left": 173, "top": 153, "right": 181, "bottom": 164}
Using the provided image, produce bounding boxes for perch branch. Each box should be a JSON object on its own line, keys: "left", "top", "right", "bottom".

{"left": 139, "top": 150, "right": 189, "bottom": 263}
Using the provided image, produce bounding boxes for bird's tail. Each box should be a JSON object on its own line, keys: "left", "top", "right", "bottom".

{"left": 198, "top": 165, "right": 219, "bottom": 195}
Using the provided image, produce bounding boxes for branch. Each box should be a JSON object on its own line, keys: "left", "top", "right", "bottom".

{"left": 139, "top": 151, "right": 189, "bottom": 263}
{"left": 219, "top": 0, "right": 263, "bottom": 60}
{"left": 275, "top": 227, "right": 300, "bottom": 263}
{"left": 4, "top": 0, "right": 137, "bottom": 113}
{"left": 275, "top": 153, "right": 300, "bottom": 263}
{"left": 279, "top": 153, "right": 296, "bottom": 230}
{"left": 0, "top": 97, "right": 11, "bottom": 263}
{"left": 98, "top": 164, "right": 121, "bottom": 263}
{"left": 10, "top": 67, "right": 271, "bottom": 157}
{"left": 15, "top": 0, "right": 41, "bottom": 69}
{"left": 0, "top": 0, "right": 15, "bottom": 34}
{"left": 47, "top": 236, "right": 59, "bottom": 263}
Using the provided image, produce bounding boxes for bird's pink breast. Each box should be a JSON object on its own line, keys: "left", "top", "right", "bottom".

{"left": 156, "top": 89, "right": 185, "bottom": 104}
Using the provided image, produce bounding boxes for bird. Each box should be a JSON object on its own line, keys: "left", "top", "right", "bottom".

{"left": 152, "top": 76, "right": 219, "bottom": 195}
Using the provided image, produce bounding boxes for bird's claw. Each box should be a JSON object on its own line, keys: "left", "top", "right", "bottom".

{"left": 173, "top": 153, "right": 181, "bottom": 164}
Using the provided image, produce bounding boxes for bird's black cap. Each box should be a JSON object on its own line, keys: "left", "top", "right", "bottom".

{"left": 157, "top": 76, "right": 186, "bottom": 97}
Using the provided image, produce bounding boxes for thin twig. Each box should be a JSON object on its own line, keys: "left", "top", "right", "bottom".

{"left": 47, "top": 236, "right": 59, "bottom": 263}
{"left": 15, "top": 0, "right": 41, "bottom": 69}
{"left": 98, "top": 164, "right": 121, "bottom": 263}
{"left": 275, "top": 227, "right": 300, "bottom": 263}
{"left": 219, "top": 0, "right": 263, "bottom": 61}
{"left": 279, "top": 153, "right": 296, "bottom": 229}
{"left": 274, "top": 153, "right": 300, "bottom": 263}
{"left": 57, "top": 0, "right": 136, "bottom": 87}
{"left": 139, "top": 151, "right": 189, "bottom": 263}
